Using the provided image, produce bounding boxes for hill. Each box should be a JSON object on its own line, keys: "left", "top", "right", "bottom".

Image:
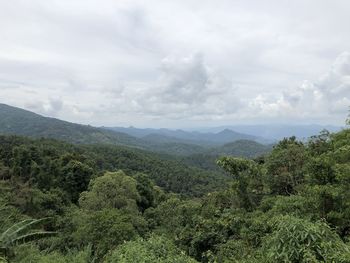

{"left": 0, "top": 135, "right": 230, "bottom": 196}
{"left": 181, "top": 140, "right": 272, "bottom": 171}
{"left": 210, "top": 139, "right": 272, "bottom": 158}
{"left": 105, "top": 126, "right": 262, "bottom": 146}
{"left": 2, "top": 124, "right": 349, "bottom": 262}
{"left": 0, "top": 103, "right": 145, "bottom": 147}
{"left": 202, "top": 124, "right": 342, "bottom": 141}
{"left": 0, "top": 104, "right": 272, "bottom": 158}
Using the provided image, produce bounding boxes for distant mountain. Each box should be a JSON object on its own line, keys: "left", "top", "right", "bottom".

{"left": 152, "top": 142, "right": 207, "bottom": 156}
{"left": 181, "top": 140, "right": 272, "bottom": 172}
{"left": 141, "top": 133, "right": 209, "bottom": 146}
{"left": 0, "top": 103, "right": 145, "bottom": 147}
{"left": 0, "top": 103, "right": 271, "bottom": 158}
{"left": 150, "top": 139, "right": 272, "bottom": 158}
{"left": 210, "top": 139, "right": 273, "bottom": 158}
{"left": 104, "top": 126, "right": 264, "bottom": 145}
{"left": 201, "top": 124, "right": 342, "bottom": 141}
{"left": 0, "top": 104, "right": 216, "bottom": 156}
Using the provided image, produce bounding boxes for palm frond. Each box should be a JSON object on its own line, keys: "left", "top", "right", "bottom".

{"left": 12, "top": 231, "right": 57, "bottom": 245}
{"left": 0, "top": 219, "right": 36, "bottom": 244}
{"left": 0, "top": 218, "right": 52, "bottom": 246}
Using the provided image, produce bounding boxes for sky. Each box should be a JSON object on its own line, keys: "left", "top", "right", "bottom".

{"left": 0, "top": 0, "right": 349, "bottom": 128}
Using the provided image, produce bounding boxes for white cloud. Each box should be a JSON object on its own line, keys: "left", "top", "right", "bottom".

{"left": 96, "top": 53, "right": 240, "bottom": 120}
{"left": 249, "top": 52, "right": 350, "bottom": 123}
{"left": 0, "top": 0, "right": 349, "bottom": 127}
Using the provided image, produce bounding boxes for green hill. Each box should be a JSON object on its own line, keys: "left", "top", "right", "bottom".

{"left": 210, "top": 139, "right": 272, "bottom": 158}
{"left": 0, "top": 135, "right": 230, "bottom": 196}
{"left": 0, "top": 104, "right": 271, "bottom": 159}
{"left": 0, "top": 103, "right": 146, "bottom": 147}
{"left": 181, "top": 140, "right": 272, "bottom": 171}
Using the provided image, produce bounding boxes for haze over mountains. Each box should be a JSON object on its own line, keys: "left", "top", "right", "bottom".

{"left": 104, "top": 126, "right": 264, "bottom": 146}
{"left": 200, "top": 124, "right": 342, "bottom": 141}
{"left": 0, "top": 103, "right": 270, "bottom": 157}
{"left": 105, "top": 123, "right": 342, "bottom": 145}
{"left": 0, "top": 103, "right": 342, "bottom": 159}
{"left": 0, "top": 103, "right": 145, "bottom": 146}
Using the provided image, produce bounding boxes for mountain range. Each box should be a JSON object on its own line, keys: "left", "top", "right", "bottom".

{"left": 0, "top": 103, "right": 271, "bottom": 158}
{"left": 104, "top": 126, "right": 265, "bottom": 146}
{"left": 199, "top": 124, "right": 342, "bottom": 140}
{"left": 1, "top": 103, "right": 342, "bottom": 159}
{"left": 105, "top": 123, "right": 343, "bottom": 145}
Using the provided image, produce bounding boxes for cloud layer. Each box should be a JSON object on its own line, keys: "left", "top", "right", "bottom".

{"left": 0, "top": 0, "right": 349, "bottom": 127}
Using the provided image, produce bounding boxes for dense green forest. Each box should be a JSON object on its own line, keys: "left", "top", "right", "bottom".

{"left": 1, "top": 115, "right": 350, "bottom": 262}
{"left": 0, "top": 104, "right": 271, "bottom": 158}
{"left": 0, "top": 104, "right": 145, "bottom": 147}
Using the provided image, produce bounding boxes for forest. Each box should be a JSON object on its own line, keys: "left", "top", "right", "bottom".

{"left": 0, "top": 116, "right": 349, "bottom": 262}
{"left": 1, "top": 0, "right": 350, "bottom": 261}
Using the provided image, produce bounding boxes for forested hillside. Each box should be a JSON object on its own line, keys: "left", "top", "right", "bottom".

{"left": 0, "top": 136, "right": 229, "bottom": 197}
{"left": 180, "top": 140, "right": 272, "bottom": 172}
{"left": 106, "top": 126, "right": 261, "bottom": 145}
{"left": 0, "top": 104, "right": 271, "bottom": 158}
{"left": 204, "top": 124, "right": 342, "bottom": 141}
{"left": 0, "top": 103, "right": 145, "bottom": 147}
{"left": 1, "top": 122, "right": 349, "bottom": 262}
{"left": 1, "top": 0, "right": 349, "bottom": 262}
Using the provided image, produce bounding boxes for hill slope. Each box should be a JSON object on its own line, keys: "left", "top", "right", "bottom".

{"left": 210, "top": 140, "right": 272, "bottom": 158}
{"left": 105, "top": 126, "right": 261, "bottom": 145}
{"left": 182, "top": 140, "right": 272, "bottom": 171}
{"left": 0, "top": 104, "right": 271, "bottom": 158}
{"left": 203, "top": 124, "right": 342, "bottom": 141}
{"left": 0, "top": 135, "right": 230, "bottom": 196}
{"left": 0, "top": 103, "right": 145, "bottom": 146}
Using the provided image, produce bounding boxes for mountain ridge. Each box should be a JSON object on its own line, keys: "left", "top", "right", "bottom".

{"left": 0, "top": 103, "right": 146, "bottom": 147}
{"left": 0, "top": 103, "right": 271, "bottom": 158}
{"left": 104, "top": 126, "right": 265, "bottom": 146}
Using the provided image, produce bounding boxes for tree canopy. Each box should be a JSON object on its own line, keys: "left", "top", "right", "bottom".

{"left": 0, "top": 126, "right": 349, "bottom": 262}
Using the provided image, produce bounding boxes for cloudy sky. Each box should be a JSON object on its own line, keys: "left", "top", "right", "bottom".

{"left": 0, "top": 0, "right": 349, "bottom": 127}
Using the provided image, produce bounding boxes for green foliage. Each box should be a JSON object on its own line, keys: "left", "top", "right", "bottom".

{"left": 0, "top": 218, "right": 55, "bottom": 259}
{"left": 12, "top": 245, "right": 96, "bottom": 263}
{"left": 265, "top": 136, "right": 307, "bottom": 195}
{"left": 104, "top": 235, "right": 198, "bottom": 263}
{"left": 59, "top": 160, "right": 94, "bottom": 202}
{"left": 0, "top": 103, "right": 144, "bottom": 147}
{"left": 79, "top": 171, "right": 140, "bottom": 213}
{"left": 134, "top": 173, "right": 158, "bottom": 212}
{"left": 217, "top": 157, "right": 264, "bottom": 210}
{"left": 210, "top": 140, "right": 272, "bottom": 159}
{"left": 0, "top": 115, "right": 349, "bottom": 262}
{"left": 261, "top": 215, "right": 350, "bottom": 262}
{"left": 67, "top": 208, "right": 139, "bottom": 259}
{"left": 83, "top": 144, "right": 230, "bottom": 196}
{"left": 213, "top": 239, "right": 255, "bottom": 263}
{"left": 0, "top": 200, "right": 22, "bottom": 233}
{"left": 0, "top": 135, "right": 230, "bottom": 197}
{"left": 217, "top": 157, "right": 256, "bottom": 176}
{"left": 0, "top": 103, "right": 271, "bottom": 158}
{"left": 259, "top": 195, "right": 317, "bottom": 219}
{"left": 145, "top": 197, "right": 201, "bottom": 239}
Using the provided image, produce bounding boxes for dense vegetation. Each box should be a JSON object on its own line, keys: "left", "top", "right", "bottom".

{"left": 0, "top": 115, "right": 349, "bottom": 262}
{"left": 180, "top": 140, "right": 271, "bottom": 173}
{"left": 0, "top": 136, "right": 230, "bottom": 198}
{"left": 0, "top": 104, "right": 271, "bottom": 158}
{"left": 106, "top": 127, "right": 260, "bottom": 145}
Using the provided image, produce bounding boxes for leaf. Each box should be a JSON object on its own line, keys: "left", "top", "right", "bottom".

{"left": 12, "top": 231, "right": 57, "bottom": 245}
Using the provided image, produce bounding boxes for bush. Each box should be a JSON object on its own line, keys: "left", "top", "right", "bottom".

{"left": 104, "top": 235, "right": 197, "bottom": 263}
{"left": 261, "top": 215, "right": 350, "bottom": 263}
